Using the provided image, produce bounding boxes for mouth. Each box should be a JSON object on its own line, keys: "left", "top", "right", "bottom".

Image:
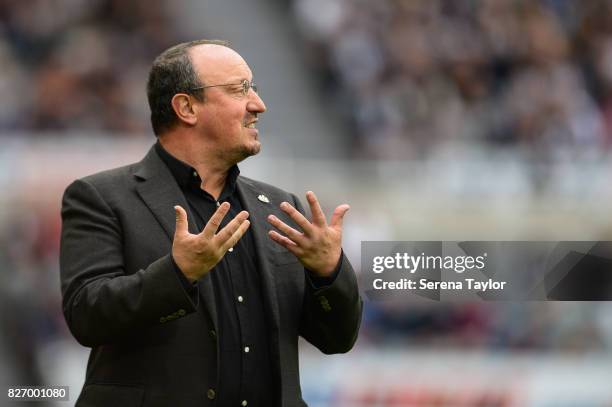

{"left": 244, "top": 117, "right": 259, "bottom": 129}
{"left": 244, "top": 120, "right": 259, "bottom": 141}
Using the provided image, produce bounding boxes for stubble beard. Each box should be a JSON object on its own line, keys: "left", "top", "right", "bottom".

{"left": 229, "top": 140, "right": 261, "bottom": 165}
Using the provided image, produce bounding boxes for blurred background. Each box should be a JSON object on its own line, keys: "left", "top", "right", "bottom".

{"left": 1, "top": 0, "right": 612, "bottom": 405}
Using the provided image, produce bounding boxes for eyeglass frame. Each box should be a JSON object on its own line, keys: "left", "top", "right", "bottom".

{"left": 189, "top": 79, "right": 258, "bottom": 97}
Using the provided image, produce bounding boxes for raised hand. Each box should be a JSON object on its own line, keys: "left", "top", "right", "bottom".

{"left": 172, "top": 203, "right": 250, "bottom": 282}
{"left": 267, "top": 191, "right": 349, "bottom": 277}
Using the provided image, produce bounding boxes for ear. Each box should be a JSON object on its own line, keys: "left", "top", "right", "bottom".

{"left": 171, "top": 93, "right": 198, "bottom": 126}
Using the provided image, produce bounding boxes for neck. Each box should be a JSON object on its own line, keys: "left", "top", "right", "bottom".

{"left": 159, "top": 132, "right": 231, "bottom": 199}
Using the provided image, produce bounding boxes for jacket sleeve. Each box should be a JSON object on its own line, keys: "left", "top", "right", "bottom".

{"left": 291, "top": 194, "right": 363, "bottom": 354}
{"left": 60, "top": 179, "right": 197, "bottom": 347}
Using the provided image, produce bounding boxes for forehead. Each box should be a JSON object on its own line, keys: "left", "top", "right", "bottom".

{"left": 189, "top": 44, "right": 253, "bottom": 84}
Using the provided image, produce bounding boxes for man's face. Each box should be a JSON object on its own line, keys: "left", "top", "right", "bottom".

{"left": 190, "top": 45, "right": 267, "bottom": 164}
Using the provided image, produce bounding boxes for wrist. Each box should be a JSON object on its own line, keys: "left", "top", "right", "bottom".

{"left": 311, "top": 251, "right": 342, "bottom": 277}
{"left": 172, "top": 253, "right": 198, "bottom": 282}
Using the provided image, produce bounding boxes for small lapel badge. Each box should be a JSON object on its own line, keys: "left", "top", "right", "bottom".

{"left": 257, "top": 194, "right": 270, "bottom": 203}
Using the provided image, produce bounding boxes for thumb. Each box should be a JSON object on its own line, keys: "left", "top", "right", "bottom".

{"left": 174, "top": 205, "right": 188, "bottom": 237}
{"left": 330, "top": 204, "right": 350, "bottom": 229}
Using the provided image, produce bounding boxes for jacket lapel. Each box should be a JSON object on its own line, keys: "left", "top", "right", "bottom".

{"left": 236, "top": 177, "right": 281, "bottom": 335}
{"left": 133, "top": 146, "right": 218, "bottom": 330}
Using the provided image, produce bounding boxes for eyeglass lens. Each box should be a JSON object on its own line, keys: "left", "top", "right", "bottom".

{"left": 242, "top": 80, "right": 257, "bottom": 95}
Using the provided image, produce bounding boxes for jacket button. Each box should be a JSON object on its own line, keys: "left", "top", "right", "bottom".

{"left": 178, "top": 309, "right": 186, "bottom": 316}
{"left": 207, "top": 388, "right": 216, "bottom": 400}
{"left": 209, "top": 329, "right": 217, "bottom": 339}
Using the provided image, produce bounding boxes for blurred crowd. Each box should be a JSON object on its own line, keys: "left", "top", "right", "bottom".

{"left": 1, "top": 0, "right": 612, "bottom": 398}
{"left": 0, "top": 0, "right": 184, "bottom": 134}
{"left": 363, "top": 301, "right": 612, "bottom": 352}
{"left": 0, "top": 0, "right": 190, "bottom": 387}
{"left": 293, "top": 0, "right": 612, "bottom": 158}
{"left": 5, "top": 0, "right": 612, "bottom": 158}
{"left": 0, "top": 199, "right": 62, "bottom": 386}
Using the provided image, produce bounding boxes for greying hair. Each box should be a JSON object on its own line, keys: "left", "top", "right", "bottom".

{"left": 146, "top": 39, "right": 230, "bottom": 136}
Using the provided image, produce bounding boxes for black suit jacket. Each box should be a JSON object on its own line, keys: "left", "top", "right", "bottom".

{"left": 60, "top": 146, "right": 362, "bottom": 407}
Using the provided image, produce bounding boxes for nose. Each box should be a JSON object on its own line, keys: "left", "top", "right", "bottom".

{"left": 247, "top": 89, "right": 266, "bottom": 113}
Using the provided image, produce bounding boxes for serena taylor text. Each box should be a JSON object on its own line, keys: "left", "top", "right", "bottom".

{"left": 373, "top": 278, "right": 507, "bottom": 291}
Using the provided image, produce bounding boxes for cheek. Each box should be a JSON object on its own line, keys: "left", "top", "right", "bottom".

{"left": 213, "top": 115, "right": 245, "bottom": 144}
{"left": 204, "top": 109, "right": 237, "bottom": 132}
{"left": 201, "top": 102, "right": 246, "bottom": 136}
{"left": 226, "top": 110, "right": 247, "bottom": 134}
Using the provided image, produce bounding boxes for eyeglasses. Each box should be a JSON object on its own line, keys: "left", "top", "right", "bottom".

{"left": 190, "top": 79, "right": 258, "bottom": 97}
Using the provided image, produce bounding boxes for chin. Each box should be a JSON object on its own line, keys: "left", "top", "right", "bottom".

{"left": 234, "top": 143, "right": 261, "bottom": 163}
{"left": 246, "top": 141, "right": 261, "bottom": 156}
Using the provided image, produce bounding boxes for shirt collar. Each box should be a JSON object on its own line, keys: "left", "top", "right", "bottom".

{"left": 155, "top": 141, "right": 240, "bottom": 194}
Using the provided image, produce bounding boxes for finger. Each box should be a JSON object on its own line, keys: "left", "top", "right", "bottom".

{"left": 267, "top": 214, "right": 306, "bottom": 244}
{"left": 268, "top": 230, "right": 301, "bottom": 254}
{"left": 174, "top": 205, "right": 189, "bottom": 237}
{"left": 279, "top": 202, "right": 313, "bottom": 235}
{"left": 201, "top": 202, "right": 231, "bottom": 238}
{"left": 214, "top": 210, "right": 249, "bottom": 245}
{"left": 306, "top": 191, "right": 327, "bottom": 227}
{"left": 221, "top": 220, "right": 250, "bottom": 252}
{"left": 330, "top": 204, "right": 350, "bottom": 229}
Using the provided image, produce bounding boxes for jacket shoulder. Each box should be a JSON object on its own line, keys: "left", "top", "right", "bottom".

{"left": 64, "top": 163, "right": 139, "bottom": 201}
{"left": 80, "top": 163, "right": 137, "bottom": 184}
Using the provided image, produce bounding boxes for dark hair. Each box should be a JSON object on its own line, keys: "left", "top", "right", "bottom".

{"left": 146, "top": 39, "right": 230, "bottom": 136}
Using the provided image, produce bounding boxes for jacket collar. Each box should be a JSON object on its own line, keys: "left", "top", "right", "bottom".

{"left": 134, "top": 146, "right": 217, "bottom": 328}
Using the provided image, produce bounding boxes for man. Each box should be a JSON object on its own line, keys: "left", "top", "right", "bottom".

{"left": 60, "top": 39, "right": 362, "bottom": 407}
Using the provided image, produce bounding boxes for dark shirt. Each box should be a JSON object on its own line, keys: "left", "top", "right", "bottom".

{"left": 156, "top": 142, "right": 274, "bottom": 406}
